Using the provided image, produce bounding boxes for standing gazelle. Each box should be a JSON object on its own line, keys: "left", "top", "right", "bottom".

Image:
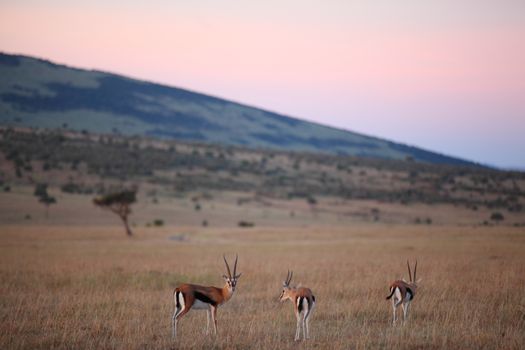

{"left": 279, "top": 271, "right": 316, "bottom": 341}
{"left": 172, "top": 255, "right": 241, "bottom": 339}
{"left": 386, "top": 260, "right": 419, "bottom": 325}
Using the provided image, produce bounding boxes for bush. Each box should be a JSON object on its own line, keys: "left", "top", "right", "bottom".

{"left": 153, "top": 219, "right": 164, "bottom": 227}
{"left": 490, "top": 212, "right": 504, "bottom": 221}
{"left": 238, "top": 221, "right": 254, "bottom": 227}
{"left": 307, "top": 196, "right": 317, "bottom": 205}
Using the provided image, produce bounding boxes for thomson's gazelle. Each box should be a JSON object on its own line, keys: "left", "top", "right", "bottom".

{"left": 386, "top": 260, "right": 420, "bottom": 325}
{"left": 279, "top": 271, "right": 316, "bottom": 341}
{"left": 172, "top": 255, "right": 241, "bottom": 339}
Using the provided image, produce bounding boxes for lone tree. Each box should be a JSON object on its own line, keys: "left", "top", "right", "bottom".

{"left": 93, "top": 190, "right": 137, "bottom": 236}
{"left": 34, "top": 183, "right": 56, "bottom": 218}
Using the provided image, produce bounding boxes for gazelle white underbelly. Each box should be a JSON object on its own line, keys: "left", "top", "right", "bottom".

{"left": 192, "top": 299, "right": 210, "bottom": 310}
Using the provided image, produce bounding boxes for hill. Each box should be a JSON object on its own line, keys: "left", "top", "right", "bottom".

{"left": 1, "top": 127, "right": 523, "bottom": 225}
{"left": 0, "top": 52, "right": 476, "bottom": 166}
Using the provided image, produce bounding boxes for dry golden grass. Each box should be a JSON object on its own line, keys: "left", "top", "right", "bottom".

{"left": 1, "top": 224, "right": 525, "bottom": 349}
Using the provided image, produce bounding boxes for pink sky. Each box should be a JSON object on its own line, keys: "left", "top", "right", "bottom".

{"left": 1, "top": 1, "right": 524, "bottom": 168}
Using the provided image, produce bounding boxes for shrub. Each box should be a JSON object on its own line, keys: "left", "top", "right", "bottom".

{"left": 238, "top": 221, "right": 255, "bottom": 227}
{"left": 307, "top": 196, "right": 317, "bottom": 205}
{"left": 490, "top": 212, "right": 504, "bottom": 221}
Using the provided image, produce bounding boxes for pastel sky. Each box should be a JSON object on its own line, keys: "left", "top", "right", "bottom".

{"left": 1, "top": 0, "right": 524, "bottom": 168}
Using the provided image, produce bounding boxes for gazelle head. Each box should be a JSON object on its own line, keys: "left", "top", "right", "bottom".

{"left": 279, "top": 270, "right": 294, "bottom": 302}
{"left": 406, "top": 260, "right": 420, "bottom": 287}
{"left": 222, "top": 254, "right": 241, "bottom": 292}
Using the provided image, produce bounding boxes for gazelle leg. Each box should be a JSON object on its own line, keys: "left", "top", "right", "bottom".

{"left": 172, "top": 307, "right": 179, "bottom": 338}
{"left": 211, "top": 306, "right": 218, "bottom": 335}
{"left": 206, "top": 309, "right": 211, "bottom": 335}
{"left": 303, "top": 304, "right": 312, "bottom": 340}
{"left": 173, "top": 292, "right": 187, "bottom": 339}
{"left": 402, "top": 301, "right": 410, "bottom": 323}
{"left": 172, "top": 305, "right": 186, "bottom": 338}
{"left": 305, "top": 316, "right": 310, "bottom": 340}
{"left": 295, "top": 312, "right": 301, "bottom": 341}
{"left": 391, "top": 299, "right": 396, "bottom": 325}
{"left": 392, "top": 303, "right": 396, "bottom": 325}
{"left": 392, "top": 298, "right": 402, "bottom": 325}
{"left": 302, "top": 316, "right": 307, "bottom": 340}
{"left": 305, "top": 303, "right": 314, "bottom": 340}
{"left": 173, "top": 306, "right": 191, "bottom": 339}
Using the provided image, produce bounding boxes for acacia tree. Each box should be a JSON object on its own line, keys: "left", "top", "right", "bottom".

{"left": 34, "top": 183, "right": 56, "bottom": 218}
{"left": 93, "top": 190, "right": 136, "bottom": 236}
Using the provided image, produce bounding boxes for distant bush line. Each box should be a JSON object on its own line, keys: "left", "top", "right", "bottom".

{"left": 0, "top": 127, "right": 524, "bottom": 211}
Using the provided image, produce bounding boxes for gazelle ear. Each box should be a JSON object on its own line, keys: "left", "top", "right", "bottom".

{"left": 234, "top": 273, "right": 242, "bottom": 279}
{"left": 416, "top": 278, "right": 422, "bottom": 284}
{"left": 223, "top": 274, "right": 229, "bottom": 280}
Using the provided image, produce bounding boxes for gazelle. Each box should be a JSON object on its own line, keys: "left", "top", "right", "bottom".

{"left": 172, "top": 255, "right": 241, "bottom": 339}
{"left": 279, "top": 271, "right": 316, "bottom": 341}
{"left": 386, "top": 260, "right": 419, "bottom": 325}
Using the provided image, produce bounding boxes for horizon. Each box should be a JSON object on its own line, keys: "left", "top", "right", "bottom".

{"left": 1, "top": 0, "right": 524, "bottom": 168}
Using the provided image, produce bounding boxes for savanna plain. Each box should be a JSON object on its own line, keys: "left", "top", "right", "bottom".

{"left": 1, "top": 129, "right": 525, "bottom": 349}
{"left": 1, "top": 195, "right": 524, "bottom": 349}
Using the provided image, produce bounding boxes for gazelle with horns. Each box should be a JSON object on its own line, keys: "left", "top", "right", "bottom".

{"left": 279, "top": 271, "right": 316, "bottom": 341}
{"left": 172, "top": 255, "right": 241, "bottom": 339}
{"left": 386, "top": 260, "right": 419, "bottom": 325}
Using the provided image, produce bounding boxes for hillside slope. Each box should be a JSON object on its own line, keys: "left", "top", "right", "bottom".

{"left": 0, "top": 52, "right": 474, "bottom": 165}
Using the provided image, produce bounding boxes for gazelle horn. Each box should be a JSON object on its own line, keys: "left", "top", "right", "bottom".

{"left": 223, "top": 254, "right": 232, "bottom": 279}
{"left": 407, "top": 260, "right": 413, "bottom": 282}
{"left": 414, "top": 260, "right": 417, "bottom": 281}
{"left": 233, "top": 254, "right": 238, "bottom": 277}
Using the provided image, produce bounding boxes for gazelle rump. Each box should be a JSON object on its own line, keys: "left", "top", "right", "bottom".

{"left": 172, "top": 255, "right": 241, "bottom": 339}
{"left": 386, "top": 260, "right": 419, "bottom": 325}
{"left": 279, "top": 270, "right": 316, "bottom": 341}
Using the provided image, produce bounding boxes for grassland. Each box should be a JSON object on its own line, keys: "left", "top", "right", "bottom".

{"left": 1, "top": 199, "right": 524, "bottom": 349}
{"left": 1, "top": 127, "right": 524, "bottom": 349}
